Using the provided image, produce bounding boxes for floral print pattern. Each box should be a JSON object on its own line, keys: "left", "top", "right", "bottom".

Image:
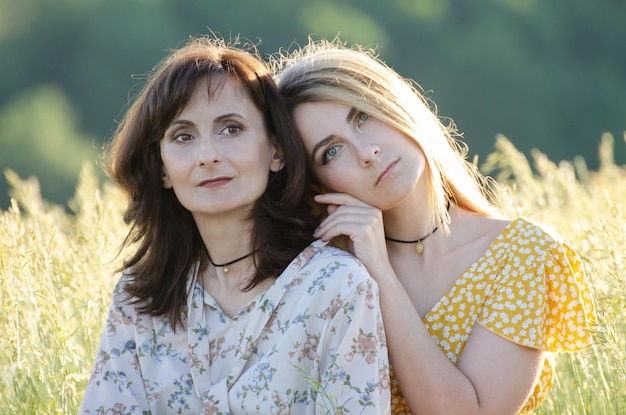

{"left": 81, "top": 240, "right": 390, "bottom": 414}
{"left": 390, "top": 218, "right": 596, "bottom": 415}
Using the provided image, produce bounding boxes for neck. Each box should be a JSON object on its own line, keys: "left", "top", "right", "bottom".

{"left": 206, "top": 248, "right": 256, "bottom": 276}
{"left": 194, "top": 213, "right": 254, "bottom": 265}
{"left": 204, "top": 254, "right": 256, "bottom": 286}
{"left": 382, "top": 185, "right": 432, "bottom": 240}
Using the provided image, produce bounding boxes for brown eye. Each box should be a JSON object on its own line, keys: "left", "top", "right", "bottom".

{"left": 219, "top": 124, "right": 243, "bottom": 137}
{"left": 174, "top": 133, "right": 194, "bottom": 142}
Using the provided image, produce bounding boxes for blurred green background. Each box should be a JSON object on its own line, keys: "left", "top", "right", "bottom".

{"left": 1, "top": 0, "right": 624, "bottom": 208}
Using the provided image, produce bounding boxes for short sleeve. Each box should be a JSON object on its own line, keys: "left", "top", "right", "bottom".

{"left": 479, "top": 233, "right": 596, "bottom": 352}
{"left": 543, "top": 241, "right": 596, "bottom": 351}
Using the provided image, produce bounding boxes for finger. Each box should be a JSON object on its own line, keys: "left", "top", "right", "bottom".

{"left": 315, "top": 218, "right": 389, "bottom": 268}
{"left": 314, "top": 192, "right": 372, "bottom": 208}
{"left": 323, "top": 204, "right": 382, "bottom": 226}
{"left": 326, "top": 204, "right": 339, "bottom": 215}
{"left": 318, "top": 206, "right": 380, "bottom": 231}
{"left": 315, "top": 220, "right": 370, "bottom": 242}
{"left": 315, "top": 207, "right": 383, "bottom": 241}
{"left": 315, "top": 205, "right": 373, "bottom": 234}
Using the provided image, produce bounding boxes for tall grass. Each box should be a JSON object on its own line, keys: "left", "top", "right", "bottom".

{"left": 1, "top": 137, "right": 624, "bottom": 414}
{"left": 483, "top": 134, "right": 626, "bottom": 415}
{"left": 0, "top": 164, "right": 128, "bottom": 414}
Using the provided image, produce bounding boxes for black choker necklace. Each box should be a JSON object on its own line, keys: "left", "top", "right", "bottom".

{"left": 385, "top": 202, "right": 450, "bottom": 254}
{"left": 207, "top": 250, "right": 255, "bottom": 274}
{"left": 385, "top": 226, "right": 438, "bottom": 254}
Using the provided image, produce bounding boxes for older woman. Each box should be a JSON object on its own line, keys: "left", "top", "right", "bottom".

{"left": 81, "top": 36, "right": 390, "bottom": 415}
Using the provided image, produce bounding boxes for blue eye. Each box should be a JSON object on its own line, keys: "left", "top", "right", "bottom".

{"left": 357, "top": 112, "right": 369, "bottom": 125}
{"left": 322, "top": 145, "right": 341, "bottom": 164}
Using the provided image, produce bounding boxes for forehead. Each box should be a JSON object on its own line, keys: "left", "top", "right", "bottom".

{"left": 181, "top": 77, "right": 254, "bottom": 113}
{"left": 295, "top": 101, "right": 347, "bottom": 115}
{"left": 294, "top": 102, "right": 350, "bottom": 144}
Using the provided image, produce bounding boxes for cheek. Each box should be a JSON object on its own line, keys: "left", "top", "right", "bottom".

{"left": 160, "top": 156, "right": 179, "bottom": 179}
{"left": 159, "top": 145, "right": 177, "bottom": 172}
{"left": 159, "top": 154, "right": 192, "bottom": 188}
{"left": 313, "top": 167, "right": 353, "bottom": 193}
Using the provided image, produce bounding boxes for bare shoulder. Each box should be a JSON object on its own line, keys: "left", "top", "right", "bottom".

{"left": 451, "top": 209, "right": 511, "bottom": 246}
{"left": 474, "top": 215, "right": 512, "bottom": 239}
{"left": 438, "top": 211, "right": 513, "bottom": 283}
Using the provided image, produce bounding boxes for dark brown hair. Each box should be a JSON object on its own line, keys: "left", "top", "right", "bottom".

{"left": 104, "top": 35, "right": 317, "bottom": 328}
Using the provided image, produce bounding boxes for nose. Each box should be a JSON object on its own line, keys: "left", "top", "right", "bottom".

{"left": 198, "top": 135, "right": 221, "bottom": 166}
{"left": 357, "top": 142, "right": 380, "bottom": 167}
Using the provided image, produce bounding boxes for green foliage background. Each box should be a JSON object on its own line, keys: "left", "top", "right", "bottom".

{"left": 0, "top": 0, "right": 625, "bottom": 207}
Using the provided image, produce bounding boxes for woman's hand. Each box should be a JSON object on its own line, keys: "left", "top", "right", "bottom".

{"left": 313, "top": 193, "right": 393, "bottom": 280}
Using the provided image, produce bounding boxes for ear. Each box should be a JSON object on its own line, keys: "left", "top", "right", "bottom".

{"left": 162, "top": 168, "right": 173, "bottom": 189}
{"left": 269, "top": 144, "right": 285, "bottom": 172}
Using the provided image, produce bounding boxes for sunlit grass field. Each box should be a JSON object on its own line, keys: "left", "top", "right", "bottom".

{"left": 1, "top": 136, "right": 624, "bottom": 414}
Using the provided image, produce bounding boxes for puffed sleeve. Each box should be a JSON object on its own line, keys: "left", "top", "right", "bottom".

{"left": 479, "top": 234, "right": 596, "bottom": 352}
{"left": 80, "top": 278, "right": 150, "bottom": 415}
{"left": 315, "top": 265, "right": 391, "bottom": 414}
{"left": 543, "top": 241, "right": 596, "bottom": 351}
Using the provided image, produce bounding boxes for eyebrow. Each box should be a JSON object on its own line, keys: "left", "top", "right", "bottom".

{"left": 310, "top": 107, "right": 357, "bottom": 162}
{"left": 311, "top": 135, "right": 335, "bottom": 162}
{"left": 215, "top": 112, "right": 244, "bottom": 122}
{"left": 169, "top": 118, "right": 191, "bottom": 125}
{"left": 346, "top": 106, "right": 358, "bottom": 123}
{"left": 168, "top": 112, "right": 244, "bottom": 128}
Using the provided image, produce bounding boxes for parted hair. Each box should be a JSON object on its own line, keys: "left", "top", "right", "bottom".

{"left": 104, "top": 35, "right": 317, "bottom": 328}
{"left": 272, "top": 38, "right": 503, "bottom": 234}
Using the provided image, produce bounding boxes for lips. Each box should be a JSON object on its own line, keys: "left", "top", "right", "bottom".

{"left": 198, "top": 177, "right": 232, "bottom": 188}
{"left": 376, "top": 159, "right": 398, "bottom": 185}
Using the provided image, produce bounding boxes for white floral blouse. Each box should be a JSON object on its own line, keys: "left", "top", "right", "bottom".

{"left": 81, "top": 240, "right": 390, "bottom": 415}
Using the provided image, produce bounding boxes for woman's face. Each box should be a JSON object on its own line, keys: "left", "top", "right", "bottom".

{"left": 293, "top": 101, "right": 426, "bottom": 210}
{"left": 160, "top": 77, "right": 283, "bottom": 218}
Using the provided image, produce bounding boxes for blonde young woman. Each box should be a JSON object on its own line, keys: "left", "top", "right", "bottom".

{"left": 273, "top": 40, "right": 595, "bottom": 415}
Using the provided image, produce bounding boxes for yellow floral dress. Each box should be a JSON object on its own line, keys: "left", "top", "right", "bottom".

{"left": 390, "top": 218, "right": 596, "bottom": 415}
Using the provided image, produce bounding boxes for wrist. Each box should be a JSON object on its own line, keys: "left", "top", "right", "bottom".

{"left": 369, "top": 263, "right": 398, "bottom": 285}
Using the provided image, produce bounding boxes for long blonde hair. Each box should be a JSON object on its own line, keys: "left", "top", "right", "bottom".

{"left": 272, "top": 38, "right": 503, "bottom": 233}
